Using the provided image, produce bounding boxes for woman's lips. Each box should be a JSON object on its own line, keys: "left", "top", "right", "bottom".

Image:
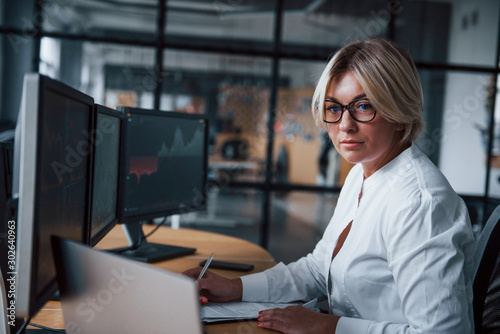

{"left": 340, "top": 140, "right": 363, "bottom": 149}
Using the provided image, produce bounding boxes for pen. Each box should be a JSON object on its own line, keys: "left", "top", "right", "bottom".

{"left": 198, "top": 253, "right": 215, "bottom": 280}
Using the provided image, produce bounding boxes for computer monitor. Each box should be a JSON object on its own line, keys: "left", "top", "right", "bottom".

{"left": 116, "top": 107, "right": 208, "bottom": 263}
{"left": 12, "top": 74, "right": 94, "bottom": 322}
{"left": 88, "top": 105, "right": 122, "bottom": 246}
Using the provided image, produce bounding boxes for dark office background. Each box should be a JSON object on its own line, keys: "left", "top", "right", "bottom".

{"left": 1, "top": 0, "right": 500, "bottom": 263}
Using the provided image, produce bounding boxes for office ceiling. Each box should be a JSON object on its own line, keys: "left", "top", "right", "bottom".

{"left": 43, "top": 0, "right": 395, "bottom": 33}
{"left": 47, "top": 0, "right": 388, "bottom": 17}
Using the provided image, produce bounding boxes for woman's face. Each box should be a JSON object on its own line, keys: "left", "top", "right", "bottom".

{"left": 325, "top": 72, "right": 407, "bottom": 178}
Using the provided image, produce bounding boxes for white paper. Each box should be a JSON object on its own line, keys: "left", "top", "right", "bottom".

{"left": 200, "top": 299, "right": 318, "bottom": 323}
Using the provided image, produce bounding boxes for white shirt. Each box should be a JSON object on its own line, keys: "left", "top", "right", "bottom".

{"left": 241, "top": 145, "right": 475, "bottom": 333}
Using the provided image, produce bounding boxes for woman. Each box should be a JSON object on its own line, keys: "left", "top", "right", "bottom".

{"left": 184, "top": 38, "right": 476, "bottom": 333}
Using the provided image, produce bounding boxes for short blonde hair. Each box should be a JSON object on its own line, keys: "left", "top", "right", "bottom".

{"left": 312, "top": 38, "right": 424, "bottom": 145}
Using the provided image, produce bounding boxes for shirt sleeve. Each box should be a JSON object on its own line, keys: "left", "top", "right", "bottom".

{"left": 337, "top": 193, "right": 475, "bottom": 334}
{"left": 241, "top": 223, "right": 334, "bottom": 303}
{"left": 241, "top": 270, "right": 269, "bottom": 302}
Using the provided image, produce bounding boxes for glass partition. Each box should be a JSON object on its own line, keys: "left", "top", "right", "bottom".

{"left": 182, "top": 187, "right": 264, "bottom": 246}
{"left": 268, "top": 190, "right": 332, "bottom": 263}
{"left": 40, "top": 40, "right": 157, "bottom": 109}
{"left": 436, "top": 71, "right": 490, "bottom": 196}
{"left": 272, "top": 59, "right": 354, "bottom": 188}
{"left": 395, "top": 0, "right": 499, "bottom": 67}
{"left": 2, "top": 0, "right": 500, "bottom": 248}
{"left": 163, "top": 49, "right": 272, "bottom": 184}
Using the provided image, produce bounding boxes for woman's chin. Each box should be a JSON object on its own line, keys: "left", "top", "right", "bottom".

{"left": 339, "top": 152, "right": 362, "bottom": 165}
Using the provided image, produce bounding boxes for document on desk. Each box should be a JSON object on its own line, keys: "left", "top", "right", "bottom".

{"left": 200, "top": 298, "right": 318, "bottom": 323}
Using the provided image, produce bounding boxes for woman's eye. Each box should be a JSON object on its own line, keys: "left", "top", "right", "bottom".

{"left": 327, "top": 105, "right": 340, "bottom": 113}
{"left": 357, "top": 103, "right": 372, "bottom": 111}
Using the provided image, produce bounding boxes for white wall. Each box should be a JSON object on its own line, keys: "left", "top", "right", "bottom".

{"left": 439, "top": 0, "right": 499, "bottom": 195}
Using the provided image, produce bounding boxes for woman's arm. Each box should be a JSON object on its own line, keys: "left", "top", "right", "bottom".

{"left": 377, "top": 195, "right": 475, "bottom": 333}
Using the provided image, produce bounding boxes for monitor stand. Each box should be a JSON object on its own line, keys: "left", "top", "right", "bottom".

{"left": 114, "top": 223, "right": 196, "bottom": 263}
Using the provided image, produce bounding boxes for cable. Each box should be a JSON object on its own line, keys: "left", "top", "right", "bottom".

{"left": 15, "top": 319, "right": 29, "bottom": 334}
{"left": 28, "top": 323, "right": 66, "bottom": 333}
{"left": 142, "top": 217, "right": 167, "bottom": 240}
{"left": 106, "top": 217, "right": 168, "bottom": 254}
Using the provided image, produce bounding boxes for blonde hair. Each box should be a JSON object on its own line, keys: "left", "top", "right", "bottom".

{"left": 311, "top": 38, "right": 424, "bottom": 145}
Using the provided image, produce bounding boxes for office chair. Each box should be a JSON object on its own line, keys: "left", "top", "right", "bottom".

{"left": 473, "top": 204, "right": 500, "bottom": 333}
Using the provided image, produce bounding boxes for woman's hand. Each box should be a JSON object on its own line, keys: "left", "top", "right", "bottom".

{"left": 257, "top": 305, "right": 340, "bottom": 334}
{"left": 182, "top": 267, "right": 242, "bottom": 304}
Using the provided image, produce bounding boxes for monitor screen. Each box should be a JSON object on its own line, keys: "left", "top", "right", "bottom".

{"left": 120, "top": 108, "right": 208, "bottom": 223}
{"left": 89, "top": 105, "right": 122, "bottom": 246}
{"left": 13, "top": 74, "right": 94, "bottom": 319}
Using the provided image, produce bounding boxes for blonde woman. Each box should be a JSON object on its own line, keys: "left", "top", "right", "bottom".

{"left": 184, "top": 38, "right": 475, "bottom": 333}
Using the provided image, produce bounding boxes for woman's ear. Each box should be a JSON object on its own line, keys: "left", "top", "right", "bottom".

{"left": 396, "top": 123, "right": 405, "bottom": 131}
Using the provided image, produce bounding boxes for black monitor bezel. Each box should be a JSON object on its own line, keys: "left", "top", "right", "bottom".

{"left": 117, "top": 107, "right": 209, "bottom": 224}
{"left": 88, "top": 104, "right": 123, "bottom": 246}
{"left": 29, "top": 74, "right": 94, "bottom": 317}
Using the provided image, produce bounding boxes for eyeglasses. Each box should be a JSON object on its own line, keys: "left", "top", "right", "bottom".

{"left": 323, "top": 98, "right": 376, "bottom": 123}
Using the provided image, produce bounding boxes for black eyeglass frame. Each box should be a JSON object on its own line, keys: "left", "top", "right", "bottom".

{"left": 323, "top": 98, "right": 377, "bottom": 124}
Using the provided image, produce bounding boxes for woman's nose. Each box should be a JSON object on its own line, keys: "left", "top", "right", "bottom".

{"left": 338, "top": 109, "right": 357, "bottom": 132}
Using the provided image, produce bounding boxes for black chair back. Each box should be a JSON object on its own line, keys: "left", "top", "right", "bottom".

{"left": 473, "top": 204, "right": 500, "bottom": 333}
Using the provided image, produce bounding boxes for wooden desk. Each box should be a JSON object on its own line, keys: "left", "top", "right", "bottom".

{"left": 31, "top": 225, "right": 276, "bottom": 333}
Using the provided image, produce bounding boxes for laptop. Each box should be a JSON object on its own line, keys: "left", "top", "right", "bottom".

{"left": 51, "top": 236, "right": 204, "bottom": 334}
